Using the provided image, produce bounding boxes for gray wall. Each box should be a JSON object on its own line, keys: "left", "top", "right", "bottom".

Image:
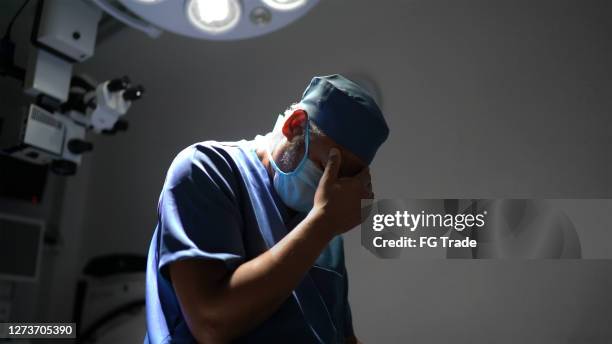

{"left": 5, "top": 0, "right": 610, "bottom": 342}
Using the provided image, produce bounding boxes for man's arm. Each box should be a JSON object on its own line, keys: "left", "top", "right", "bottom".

{"left": 170, "top": 148, "right": 371, "bottom": 343}
{"left": 171, "top": 211, "right": 334, "bottom": 343}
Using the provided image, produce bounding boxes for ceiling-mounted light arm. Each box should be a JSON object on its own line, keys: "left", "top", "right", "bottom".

{"left": 89, "top": 0, "right": 163, "bottom": 38}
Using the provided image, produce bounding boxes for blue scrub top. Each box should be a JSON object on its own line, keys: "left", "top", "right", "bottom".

{"left": 144, "top": 138, "right": 354, "bottom": 343}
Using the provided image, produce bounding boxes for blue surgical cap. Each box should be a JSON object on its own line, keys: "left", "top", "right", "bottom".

{"left": 298, "top": 74, "right": 389, "bottom": 165}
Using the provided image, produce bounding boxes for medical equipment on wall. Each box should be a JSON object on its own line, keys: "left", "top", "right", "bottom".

{"left": 0, "top": 213, "right": 45, "bottom": 282}
{"left": 0, "top": 213, "right": 45, "bottom": 326}
{"left": 1, "top": 0, "right": 320, "bottom": 176}
{"left": 1, "top": 0, "right": 145, "bottom": 175}
{"left": 73, "top": 254, "right": 146, "bottom": 344}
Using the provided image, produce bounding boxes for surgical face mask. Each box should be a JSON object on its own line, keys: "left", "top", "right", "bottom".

{"left": 267, "top": 115, "right": 323, "bottom": 213}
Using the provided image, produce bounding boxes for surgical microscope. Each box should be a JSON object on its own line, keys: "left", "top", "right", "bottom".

{"left": 0, "top": 0, "right": 144, "bottom": 176}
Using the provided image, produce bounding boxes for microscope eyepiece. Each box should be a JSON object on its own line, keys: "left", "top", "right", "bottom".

{"left": 123, "top": 85, "right": 145, "bottom": 101}
{"left": 107, "top": 76, "right": 131, "bottom": 92}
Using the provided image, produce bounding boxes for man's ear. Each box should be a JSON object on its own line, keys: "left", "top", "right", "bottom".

{"left": 282, "top": 109, "right": 308, "bottom": 141}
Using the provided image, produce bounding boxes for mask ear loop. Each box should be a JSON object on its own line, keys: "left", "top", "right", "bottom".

{"left": 267, "top": 114, "right": 311, "bottom": 177}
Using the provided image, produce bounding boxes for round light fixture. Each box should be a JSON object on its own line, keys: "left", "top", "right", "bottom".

{"left": 132, "top": 0, "right": 165, "bottom": 4}
{"left": 186, "top": 0, "right": 241, "bottom": 34}
{"left": 261, "top": 0, "right": 307, "bottom": 11}
{"left": 117, "top": 0, "right": 319, "bottom": 40}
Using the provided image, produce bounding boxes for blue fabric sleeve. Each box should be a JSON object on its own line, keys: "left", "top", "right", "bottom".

{"left": 157, "top": 144, "right": 245, "bottom": 279}
{"left": 342, "top": 248, "right": 355, "bottom": 339}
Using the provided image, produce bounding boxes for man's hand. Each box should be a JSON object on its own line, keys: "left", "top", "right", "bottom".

{"left": 313, "top": 148, "right": 373, "bottom": 235}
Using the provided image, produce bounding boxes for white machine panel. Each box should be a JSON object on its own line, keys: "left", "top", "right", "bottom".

{"left": 36, "top": 0, "right": 102, "bottom": 61}
{"left": 24, "top": 48, "right": 72, "bottom": 102}
{"left": 23, "top": 105, "right": 65, "bottom": 156}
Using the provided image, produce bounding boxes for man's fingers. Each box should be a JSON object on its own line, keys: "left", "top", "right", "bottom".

{"left": 319, "top": 148, "right": 341, "bottom": 187}
{"left": 355, "top": 168, "right": 374, "bottom": 199}
{"left": 359, "top": 184, "right": 374, "bottom": 199}
{"left": 355, "top": 167, "right": 371, "bottom": 187}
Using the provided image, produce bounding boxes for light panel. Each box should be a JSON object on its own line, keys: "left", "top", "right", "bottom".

{"left": 186, "top": 0, "right": 241, "bottom": 34}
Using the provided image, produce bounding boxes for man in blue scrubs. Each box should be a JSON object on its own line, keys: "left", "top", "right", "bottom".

{"left": 145, "top": 75, "right": 389, "bottom": 343}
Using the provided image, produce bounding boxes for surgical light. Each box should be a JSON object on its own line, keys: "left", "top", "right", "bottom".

{"left": 133, "top": 0, "right": 164, "bottom": 3}
{"left": 262, "top": 0, "right": 307, "bottom": 11}
{"left": 114, "top": 0, "right": 319, "bottom": 40}
{"left": 186, "top": 0, "right": 241, "bottom": 34}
